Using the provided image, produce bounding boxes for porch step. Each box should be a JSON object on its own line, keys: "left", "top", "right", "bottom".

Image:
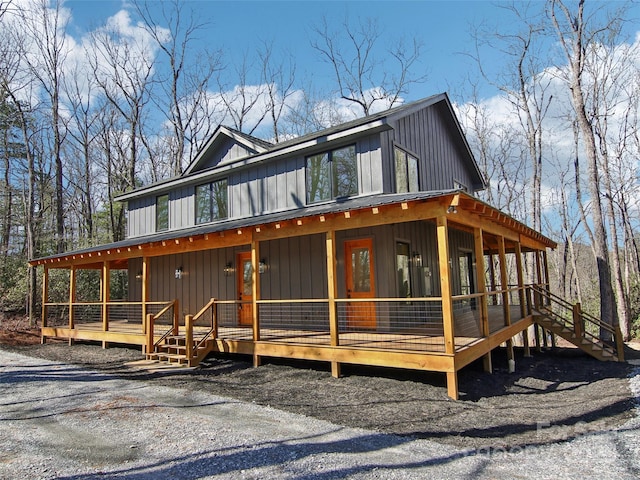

{"left": 146, "top": 334, "right": 214, "bottom": 367}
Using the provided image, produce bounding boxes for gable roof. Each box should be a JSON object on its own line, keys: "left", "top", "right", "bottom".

{"left": 183, "top": 125, "right": 272, "bottom": 175}
{"left": 116, "top": 93, "right": 485, "bottom": 202}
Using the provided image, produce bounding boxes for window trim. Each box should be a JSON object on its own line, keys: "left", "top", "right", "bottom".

{"left": 305, "top": 144, "right": 358, "bottom": 204}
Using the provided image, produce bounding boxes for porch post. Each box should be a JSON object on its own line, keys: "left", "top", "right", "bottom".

{"left": 514, "top": 242, "right": 530, "bottom": 357}
{"left": 326, "top": 229, "right": 341, "bottom": 377}
{"left": 542, "top": 249, "right": 550, "bottom": 291}
{"left": 535, "top": 250, "right": 550, "bottom": 348}
{"left": 437, "top": 215, "right": 458, "bottom": 400}
{"left": 41, "top": 266, "right": 49, "bottom": 344}
{"left": 102, "top": 261, "right": 110, "bottom": 349}
{"left": 68, "top": 266, "right": 76, "bottom": 346}
{"left": 141, "top": 256, "right": 149, "bottom": 334}
{"left": 251, "top": 239, "right": 261, "bottom": 367}
{"left": 497, "top": 236, "right": 515, "bottom": 369}
{"left": 474, "top": 228, "right": 491, "bottom": 373}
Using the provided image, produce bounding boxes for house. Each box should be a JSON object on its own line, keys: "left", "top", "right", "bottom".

{"left": 30, "top": 93, "right": 624, "bottom": 400}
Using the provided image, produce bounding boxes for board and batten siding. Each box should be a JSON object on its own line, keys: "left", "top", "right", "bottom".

{"left": 125, "top": 134, "right": 383, "bottom": 238}
{"left": 381, "top": 102, "right": 477, "bottom": 193}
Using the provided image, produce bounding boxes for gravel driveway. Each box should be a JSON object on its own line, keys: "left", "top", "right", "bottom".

{"left": 2, "top": 349, "right": 640, "bottom": 479}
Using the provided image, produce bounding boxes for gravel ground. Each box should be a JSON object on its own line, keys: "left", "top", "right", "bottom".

{"left": 1, "top": 349, "right": 640, "bottom": 479}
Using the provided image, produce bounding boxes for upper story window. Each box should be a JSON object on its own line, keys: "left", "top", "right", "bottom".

{"left": 156, "top": 194, "right": 169, "bottom": 231}
{"left": 394, "top": 146, "right": 419, "bottom": 193}
{"left": 306, "top": 145, "right": 357, "bottom": 204}
{"left": 195, "top": 178, "right": 228, "bottom": 224}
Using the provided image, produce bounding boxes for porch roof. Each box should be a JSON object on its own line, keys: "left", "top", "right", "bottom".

{"left": 30, "top": 190, "right": 556, "bottom": 268}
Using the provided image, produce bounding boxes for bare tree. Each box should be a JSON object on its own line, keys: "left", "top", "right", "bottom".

{"left": 133, "top": 0, "right": 223, "bottom": 175}
{"left": 19, "top": 0, "right": 69, "bottom": 253}
{"left": 548, "top": 0, "right": 622, "bottom": 334}
{"left": 311, "top": 16, "right": 424, "bottom": 116}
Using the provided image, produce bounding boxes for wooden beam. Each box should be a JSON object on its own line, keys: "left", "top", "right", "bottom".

{"left": 437, "top": 216, "right": 455, "bottom": 356}
{"left": 41, "top": 267, "right": 49, "bottom": 339}
{"left": 69, "top": 266, "right": 76, "bottom": 331}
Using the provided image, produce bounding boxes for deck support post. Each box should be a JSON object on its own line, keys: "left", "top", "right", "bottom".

{"left": 326, "top": 230, "right": 341, "bottom": 378}
{"left": 474, "top": 228, "right": 491, "bottom": 373}
{"left": 446, "top": 371, "right": 459, "bottom": 400}
{"left": 41, "top": 267, "right": 49, "bottom": 344}
{"left": 534, "top": 323, "right": 542, "bottom": 352}
{"left": 251, "top": 239, "right": 261, "bottom": 368}
{"left": 514, "top": 242, "right": 531, "bottom": 356}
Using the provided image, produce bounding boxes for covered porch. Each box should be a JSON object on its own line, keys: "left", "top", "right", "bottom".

{"left": 32, "top": 191, "right": 556, "bottom": 400}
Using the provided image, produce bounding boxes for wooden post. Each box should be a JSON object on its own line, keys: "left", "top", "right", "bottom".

{"left": 497, "top": 236, "right": 510, "bottom": 326}
{"left": 141, "top": 256, "right": 149, "bottom": 334}
{"left": 474, "top": 227, "right": 491, "bottom": 373}
{"left": 102, "top": 261, "right": 110, "bottom": 349}
{"left": 68, "top": 266, "right": 76, "bottom": 345}
{"left": 514, "top": 242, "right": 530, "bottom": 357}
{"left": 437, "top": 216, "right": 455, "bottom": 356}
{"left": 172, "top": 299, "right": 180, "bottom": 336}
{"left": 534, "top": 323, "right": 542, "bottom": 352}
{"left": 41, "top": 267, "right": 49, "bottom": 344}
{"left": 251, "top": 239, "right": 261, "bottom": 367}
{"left": 185, "top": 314, "right": 194, "bottom": 363}
{"left": 573, "top": 303, "right": 583, "bottom": 337}
{"left": 213, "top": 301, "right": 219, "bottom": 339}
{"left": 146, "top": 313, "right": 154, "bottom": 355}
{"left": 446, "top": 371, "right": 459, "bottom": 401}
{"left": 326, "top": 230, "right": 341, "bottom": 378}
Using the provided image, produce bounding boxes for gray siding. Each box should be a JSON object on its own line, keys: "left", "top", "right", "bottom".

{"left": 126, "top": 134, "right": 383, "bottom": 238}
{"left": 382, "top": 102, "right": 476, "bottom": 193}
{"left": 199, "top": 136, "right": 255, "bottom": 170}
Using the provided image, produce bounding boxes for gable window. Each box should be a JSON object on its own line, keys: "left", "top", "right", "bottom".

{"left": 306, "top": 145, "right": 357, "bottom": 204}
{"left": 394, "top": 146, "right": 419, "bottom": 193}
{"left": 156, "top": 194, "right": 169, "bottom": 231}
{"left": 195, "top": 178, "right": 228, "bottom": 224}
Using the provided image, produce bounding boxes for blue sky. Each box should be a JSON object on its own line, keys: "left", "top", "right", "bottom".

{"left": 63, "top": 0, "right": 526, "bottom": 102}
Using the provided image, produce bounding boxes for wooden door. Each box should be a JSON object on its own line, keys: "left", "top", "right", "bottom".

{"left": 345, "top": 238, "right": 376, "bottom": 329}
{"left": 237, "top": 251, "right": 253, "bottom": 326}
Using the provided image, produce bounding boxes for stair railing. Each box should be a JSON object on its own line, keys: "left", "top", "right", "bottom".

{"left": 184, "top": 298, "right": 217, "bottom": 362}
{"left": 145, "top": 299, "right": 179, "bottom": 354}
{"left": 530, "top": 285, "right": 624, "bottom": 361}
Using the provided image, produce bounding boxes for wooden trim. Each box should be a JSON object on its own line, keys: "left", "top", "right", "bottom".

{"left": 474, "top": 228, "right": 492, "bottom": 373}
{"left": 437, "top": 216, "right": 455, "bottom": 355}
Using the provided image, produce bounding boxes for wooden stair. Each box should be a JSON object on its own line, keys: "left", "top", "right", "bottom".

{"left": 534, "top": 308, "right": 618, "bottom": 361}
{"left": 146, "top": 334, "right": 214, "bottom": 367}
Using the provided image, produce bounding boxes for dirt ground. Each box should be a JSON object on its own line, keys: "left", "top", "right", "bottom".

{"left": 2, "top": 314, "right": 638, "bottom": 451}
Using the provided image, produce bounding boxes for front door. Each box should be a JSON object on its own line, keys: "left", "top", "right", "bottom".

{"left": 237, "top": 251, "right": 253, "bottom": 326}
{"left": 345, "top": 238, "right": 376, "bottom": 329}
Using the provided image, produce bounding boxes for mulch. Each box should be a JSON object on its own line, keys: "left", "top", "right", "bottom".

{"left": 1, "top": 314, "right": 638, "bottom": 450}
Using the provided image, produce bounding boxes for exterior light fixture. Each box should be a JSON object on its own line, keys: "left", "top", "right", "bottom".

{"left": 223, "top": 262, "right": 234, "bottom": 276}
{"left": 259, "top": 259, "right": 268, "bottom": 274}
{"left": 135, "top": 271, "right": 143, "bottom": 281}
{"left": 175, "top": 267, "right": 183, "bottom": 279}
{"left": 447, "top": 205, "right": 458, "bottom": 214}
{"left": 412, "top": 252, "right": 422, "bottom": 267}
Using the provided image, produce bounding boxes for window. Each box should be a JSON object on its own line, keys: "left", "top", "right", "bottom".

{"left": 195, "top": 178, "right": 228, "bottom": 224}
{"left": 396, "top": 242, "right": 411, "bottom": 298}
{"left": 394, "top": 146, "right": 419, "bottom": 193}
{"left": 156, "top": 194, "right": 168, "bottom": 231}
{"left": 306, "top": 145, "right": 357, "bottom": 203}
